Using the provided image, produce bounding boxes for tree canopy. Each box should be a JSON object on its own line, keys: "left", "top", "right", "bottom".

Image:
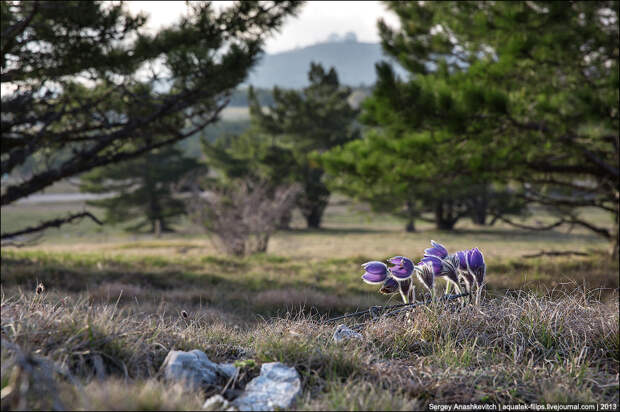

{"left": 321, "top": 1, "right": 618, "bottom": 251}
{"left": 1, "top": 0, "right": 301, "bottom": 239}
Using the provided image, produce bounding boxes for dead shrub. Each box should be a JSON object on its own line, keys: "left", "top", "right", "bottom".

{"left": 187, "top": 178, "right": 300, "bottom": 256}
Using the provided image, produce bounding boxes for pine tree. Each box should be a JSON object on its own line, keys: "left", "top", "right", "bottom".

{"left": 248, "top": 63, "right": 360, "bottom": 228}
{"left": 1, "top": 1, "right": 301, "bottom": 239}
{"left": 322, "top": 1, "right": 618, "bottom": 250}
{"left": 80, "top": 146, "right": 201, "bottom": 233}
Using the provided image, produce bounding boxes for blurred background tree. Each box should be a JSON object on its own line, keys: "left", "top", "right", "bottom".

{"left": 79, "top": 145, "right": 201, "bottom": 234}
{"left": 321, "top": 1, "right": 618, "bottom": 255}
{"left": 185, "top": 133, "right": 300, "bottom": 255}
{"left": 320, "top": 125, "right": 527, "bottom": 231}
{"left": 1, "top": 0, "right": 301, "bottom": 239}
{"left": 199, "top": 122, "right": 300, "bottom": 230}
{"left": 248, "top": 63, "right": 360, "bottom": 228}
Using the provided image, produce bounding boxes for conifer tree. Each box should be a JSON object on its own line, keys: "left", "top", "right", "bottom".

{"left": 1, "top": 1, "right": 301, "bottom": 240}
{"left": 248, "top": 63, "right": 360, "bottom": 228}
{"left": 80, "top": 145, "right": 201, "bottom": 233}
{"left": 322, "top": 1, "right": 618, "bottom": 252}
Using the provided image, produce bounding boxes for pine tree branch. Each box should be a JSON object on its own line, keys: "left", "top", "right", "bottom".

{"left": 0, "top": 1, "right": 39, "bottom": 60}
{"left": 496, "top": 215, "right": 567, "bottom": 231}
{"left": 565, "top": 217, "right": 612, "bottom": 239}
{"left": 0, "top": 100, "right": 227, "bottom": 206}
{"left": 0, "top": 211, "right": 103, "bottom": 240}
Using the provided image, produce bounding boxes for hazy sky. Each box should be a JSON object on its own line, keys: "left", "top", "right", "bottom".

{"left": 126, "top": 1, "right": 400, "bottom": 54}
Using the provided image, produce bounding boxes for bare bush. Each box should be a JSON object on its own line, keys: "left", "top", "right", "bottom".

{"left": 187, "top": 178, "right": 300, "bottom": 256}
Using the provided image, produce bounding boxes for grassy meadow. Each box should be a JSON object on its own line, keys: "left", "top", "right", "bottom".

{"left": 1, "top": 197, "right": 618, "bottom": 410}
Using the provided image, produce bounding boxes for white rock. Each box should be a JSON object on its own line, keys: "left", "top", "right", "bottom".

{"left": 332, "top": 324, "right": 363, "bottom": 343}
{"left": 203, "top": 394, "right": 237, "bottom": 411}
{"left": 161, "top": 350, "right": 237, "bottom": 389}
{"left": 232, "top": 362, "right": 301, "bottom": 411}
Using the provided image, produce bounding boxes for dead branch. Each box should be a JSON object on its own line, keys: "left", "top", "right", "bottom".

{"left": 521, "top": 250, "right": 590, "bottom": 259}
{"left": 187, "top": 178, "right": 300, "bottom": 256}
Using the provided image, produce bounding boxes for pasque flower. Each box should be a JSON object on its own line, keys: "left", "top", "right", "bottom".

{"left": 379, "top": 277, "right": 414, "bottom": 303}
{"left": 360, "top": 241, "right": 488, "bottom": 306}
{"left": 361, "top": 261, "right": 389, "bottom": 284}
{"left": 379, "top": 277, "right": 399, "bottom": 294}
{"left": 466, "top": 247, "right": 486, "bottom": 305}
{"left": 363, "top": 257, "right": 415, "bottom": 303}
{"left": 415, "top": 262, "right": 435, "bottom": 295}
{"left": 456, "top": 250, "right": 469, "bottom": 271}
{"left": 420, "top": 255, "right": 442, "bottom": 275}
{"left": 424, "top": 242, "right": 460, "bottom": 293}
{"left": 466, "top": 248, "right": 486, "bottom": 288}
{"left": 388, "top": 256, "right": 414, "bottom": 281}
{"left": 424, "top": 240, "right": 448, "bottom": 259}
{"left": 440, "top": 253, "right": 462, "bottom": 293}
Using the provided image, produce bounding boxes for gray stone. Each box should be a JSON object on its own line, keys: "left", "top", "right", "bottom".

{"left": 219, "top": 362, "right": 238, "bottom": 379}
{"left": 202, "top": 394, "right": 237, "bottom": 411}
{"left": 161, "top": 349, "right": 237, "bottom": 389}
{"left": 332, "top": 324, "right": 363, "bottom": 343}
{"left": 232, "top": 362, "right": 301, "bottom": 411}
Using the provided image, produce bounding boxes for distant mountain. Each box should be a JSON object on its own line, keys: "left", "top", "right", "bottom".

{"left": 244, "top": 40, "right": 408, "bottom": 89}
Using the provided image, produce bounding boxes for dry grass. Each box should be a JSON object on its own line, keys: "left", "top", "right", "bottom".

{"left": 1, "top": 201, "right": 618, "bottom": 409}
{"left": 1, "top": 283, "right": 618, "bottom": 410}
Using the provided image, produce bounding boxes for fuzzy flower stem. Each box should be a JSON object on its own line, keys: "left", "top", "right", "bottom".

{"left": 475, "top": 283, "right": 484, "bottom": 305}
{"left": 325, "top": 292, "right": 470, "bottom": 323}
{"left": 398, "top": 283, "right": 409, "bottom": 304}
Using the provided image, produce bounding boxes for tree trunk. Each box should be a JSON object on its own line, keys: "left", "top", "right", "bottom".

{"left": 436, "top": 217, "right": 456, "bottom": 231}
{"left": 145, "top": 158, "right": 164, "bottom": 235}
{"left": 277, "top": 208, "right": 293, "bottom": 230}
{"left": 405, "top": 200, "right": 416, "bottom": 232}
{"left": 305, "top": 205, "right": 324, "bottom": 229}
{"left": 154, "top": 219, "right": 162, "bottom": 238}
{"left": 470, "top": 185, "right": 489, "bottom": 225}
{"left": 435, "top": 201, "right": 457, "bottom": 231}
{"left": 298, "top": 169, "right": 329, "bottom": 229}
{"left": 406, "top": 220, "right": 416, "bottom": 232}
{"left": 610, "top": 223, "right": 619, "bottom": 260}
{"left": 256, "top": 233, "right": 270, "bottom": 253}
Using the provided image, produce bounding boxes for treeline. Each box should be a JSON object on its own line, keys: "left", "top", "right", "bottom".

{"left": 227, "top": 84, "right": 373, "bottom": 107}
{"left": 2, "top": 2, "right": 617, "bottom": 257}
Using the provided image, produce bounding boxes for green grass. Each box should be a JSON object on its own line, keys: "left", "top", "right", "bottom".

{"left": 1, "top": 199, "right": 618, "bottom": 410}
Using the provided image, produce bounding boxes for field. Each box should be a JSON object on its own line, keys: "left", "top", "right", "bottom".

{"left": 1, "top": 198, "right": 618, "bottom": 410}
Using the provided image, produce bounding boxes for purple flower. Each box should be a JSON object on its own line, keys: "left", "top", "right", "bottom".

{"left": 359, "top": 242, "right": 488, "bottom": 305}
{"left": 467, "top": 248, "right": 484, "bottom": 268}
{"left": 415, "top": 262, "right": 435, "bottom": 293}
{"left": 379, "top": 278, "right": 399, "bottom": 294}
{"left": 388, "top": 256, "right": 414, "bottom": 281}
{"left": 456, "top": 250, "right": 468, "bottom": 270}
{"left": 420, "top": 256, "right": 442, "bottom": 276}
{"left": 459, "top": 270, "right": 474, "bottom": 291}
{"left": 361, "top": 261, "right": 388, "bottom": 284}
{"left": 424, "top": 240, "right": 448, "bottom": 259}
{"left": 399, "top": 278, "right": 412, "bottom": 295}
{"left": 439, "top": 253, "right": 460, "bottom": 286}
{"left": 466, "top": 248, "right": 486, "bottom": 287}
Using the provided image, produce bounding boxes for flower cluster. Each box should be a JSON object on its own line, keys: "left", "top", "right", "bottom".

{"left": 361, "top": 240, "right": 487, "bottom": 305}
